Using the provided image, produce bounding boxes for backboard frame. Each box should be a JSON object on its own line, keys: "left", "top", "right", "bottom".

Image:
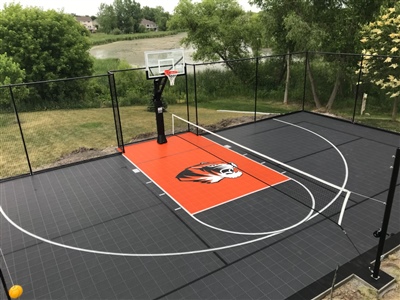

{"left": 144, "top": 49, "right": 185, "bottom": 80}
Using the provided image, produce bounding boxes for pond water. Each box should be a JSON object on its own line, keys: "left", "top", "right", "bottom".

{"left": 90, "top": 33, "right": 196, "bottom": 67}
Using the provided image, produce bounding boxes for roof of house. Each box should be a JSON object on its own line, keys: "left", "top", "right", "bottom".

{"left": 140, "top": 19, "right": 157, "bottom": 27}
{"left": 75, "top": 16, "right": 92, "bottom": 22}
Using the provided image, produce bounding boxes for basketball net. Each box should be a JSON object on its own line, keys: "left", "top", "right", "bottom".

{"left": 164, "top": 70, "right": 178, "bottom": 86}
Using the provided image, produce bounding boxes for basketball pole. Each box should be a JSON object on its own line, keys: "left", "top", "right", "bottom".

{"left": 153, "top": 76, "right": 168, "bottom": 144}
{"left": 371, "top": 147, "right": 400, "bottom": 280}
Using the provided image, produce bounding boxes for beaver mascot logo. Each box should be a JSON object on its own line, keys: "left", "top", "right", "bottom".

{"left": 176, "top": 161, "right": 242, "bottom": 184}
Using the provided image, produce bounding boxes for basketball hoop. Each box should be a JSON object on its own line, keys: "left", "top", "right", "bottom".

{"left": 164, "top": 69, "right": 179, "bottom": 86}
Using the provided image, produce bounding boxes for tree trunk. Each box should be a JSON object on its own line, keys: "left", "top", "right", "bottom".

{"left": 392, "top": 96, "right": 399, "bottom": 122}
{"left": 278, "top": 56, "right": 286, "bottom": 85}
{"left": 326, "top": 70, "right": 341, "bottom": 111}
{"left": 307, "top": 59, "right": 322, "bottom": 109}
{"left": 284, "top": 50, "right": 290, "bottom": 105}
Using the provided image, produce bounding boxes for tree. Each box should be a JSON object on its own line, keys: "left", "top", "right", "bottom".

{"left": 0, "top": 4, "right": 93, "bottom": 83}
{"left": 252, "top": 1, "right": 313, "bottom": 105}
{"left": 283, "top": 11, "right": 326, "bottom": 108}
{"left": 0, "top": 4, "right": 93, "bottom": 106}
{"left": 252, "top": 0, "right": 384, "bottom": 110}
{"left": 114, "top": 0, "right": 142, "bottom": 33}
{"left": 97, "top": 3, "right": 118, "bottom": 33}
{"left": 142, "top": 6, "right": 170, "bottom": 31}
{"left": 98, "top": 0, "right": 142, "bottom": 33}
{"left": 169, "top": 0, "right": 262, "bottom": 72}
{"left": 359, "top": 3, "right": 400, "bottom": 121}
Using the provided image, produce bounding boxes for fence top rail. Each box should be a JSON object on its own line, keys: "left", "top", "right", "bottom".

{"left": 0, "top": 73, "right": 110, "bottom": 89}
{"left": 108, "top": 67, "right": 146, "bottom": 73}
{"left": 185, "top": 51, "right": 308, "bottom": 66}
{"left": 309, "top": 51, "right": 400, "bottom": 59}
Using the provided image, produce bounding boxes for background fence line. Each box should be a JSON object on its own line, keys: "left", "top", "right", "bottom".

{"left": 1, "top": 51, "right": 398, "bottom": 180}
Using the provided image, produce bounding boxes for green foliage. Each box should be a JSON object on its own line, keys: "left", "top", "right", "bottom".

{"left": 283, "top": 12, "right": 326, "bottom": 52}
{"left": 0, "top": 3, "right": 93, "bottom": 108}
{"left": 111, "top": 28, "right": 123, "bottom": 35}
{"left": 358, "top": 3, "right": 400, "bottom": 120}
{"left": 359, "top": 3, "right": 400, "bottom": 99}
{"left": 93, "top": 58, "right": 121, "bottom": 75}
{"left": 169, "top": 0, "right": 262, "bottom": 62}
{"left": 97, "top": 3, "right": 117, "bottom": 33}
{"left": 142, "top": 6, "right": 171, "bottom": 31}
{"left": 114, "top": 0, "right": 142, "bottom": 33}
{"left": 97, "top": 0, "right": 142, "bottom": 34}
{"left": 253, "top": 0, "right": 383, "bottom": 54}
{"left": 113, "top": 61, "right": 152, "bottom": 106}
{"left": 0, "top": 53, "right": 29, "bottom": 108}
{"left": 0, "top": 53, "right": 26, "bottom": 85}
{"left": 0, "top": 4, "right": 93, "bottom": 82}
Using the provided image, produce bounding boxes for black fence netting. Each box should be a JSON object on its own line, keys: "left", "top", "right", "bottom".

{"left": 0, "top": 51, "right": 398, "bottom": 180}
{"left": 0, "top": 75, "right": 121, "bottom": 179}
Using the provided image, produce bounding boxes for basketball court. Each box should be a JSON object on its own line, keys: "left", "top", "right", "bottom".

{"left": 0, "top": 111, "right": 399, "bottom": 299}
{"left": 0, "top": 49, "right": 399, "bottom": 299}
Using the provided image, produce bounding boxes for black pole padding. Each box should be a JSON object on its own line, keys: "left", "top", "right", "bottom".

{"left": 153, "top": 78, "right": 168, "bottom": 144}
{"left": 0, "top": 268, "right": 11, "bottom": 300}
{"left": 371, "top": 147, "right": 400, "bottom": 280}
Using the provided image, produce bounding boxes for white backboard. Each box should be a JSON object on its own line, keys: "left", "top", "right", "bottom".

{"left": 144, "top": 49, "right": 185, "bottom": 79}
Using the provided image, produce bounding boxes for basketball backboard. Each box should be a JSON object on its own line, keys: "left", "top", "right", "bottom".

{"left": 144, "top": 49, "right": 185, "bottom": 79}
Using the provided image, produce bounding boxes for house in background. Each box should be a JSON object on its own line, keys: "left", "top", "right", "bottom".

{"left": 75, "top": 16, "right": 97, "bottom": 33}
{"left": 140, "top": 19, "right": 158, "bottom": 31}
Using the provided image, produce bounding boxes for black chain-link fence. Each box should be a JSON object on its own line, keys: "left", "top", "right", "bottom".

{"left": 1, "top": 52, "right": 398, "bottom": 180}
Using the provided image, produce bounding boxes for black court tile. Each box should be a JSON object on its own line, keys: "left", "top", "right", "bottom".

{"left": 1, "top": 111, "right": 399, "bottom": 299}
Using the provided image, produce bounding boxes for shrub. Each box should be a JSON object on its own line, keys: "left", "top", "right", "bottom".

{"left": 111, "top": 28, "right": 122, "bottom": 35}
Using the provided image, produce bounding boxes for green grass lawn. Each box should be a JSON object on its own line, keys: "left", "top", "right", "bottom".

{"left": 1, "top": 100, "right": 397, "bottom": 179}
{"left": 0, "top": 104, "right": 273, "bottom": 179}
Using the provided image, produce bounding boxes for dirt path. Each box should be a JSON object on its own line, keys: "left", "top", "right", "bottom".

{"left": 321, "top": 247, "right": 400, "bottom": 300}
{"left": 90, "top": 32, "right": 195, "bottom": 67}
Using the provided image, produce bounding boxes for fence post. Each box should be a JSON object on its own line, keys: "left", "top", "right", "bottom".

{"left": 193, "top": 65, "right": 199, "bottom": 135}
{"left": 107, "top": 72, "right": 125, "bottom": 153}
{"left": 184, "top": 64, "right": 190, "bottom": 125}
{"left": 371, "top": 147, "right": 400, "bottom": 280}
{"left": 352, "top": 55, "right": 364, "bottom": 123}
{"left": 302, "top": 51, "right": 309, "bottom": 111}
{"left": 254, "top": 57, "right": 259, "bottom": 122}
{"left": 9, "top": 86, "right": 32, "bottom": 175}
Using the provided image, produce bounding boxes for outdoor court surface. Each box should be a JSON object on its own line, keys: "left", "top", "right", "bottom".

{"left": 0, "top": 111, "right": 399, "bottom": 299}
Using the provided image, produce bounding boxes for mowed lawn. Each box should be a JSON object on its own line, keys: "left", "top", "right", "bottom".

{"left": 0, "top": 105, "right": 256, "bottom": 179}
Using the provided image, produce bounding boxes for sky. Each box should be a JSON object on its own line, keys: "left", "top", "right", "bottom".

{"left": 0, "top": 0, "right": 260, "bottom": 16}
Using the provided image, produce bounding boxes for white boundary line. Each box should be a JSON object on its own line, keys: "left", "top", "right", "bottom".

{"left": 173, "top": 114, "right": 349, "bottom": 193}
{"left": 172, "top": 114, "right": 350, "bottom": 222}
{"left": 272, "top": 119, "right": 350, "bottom": 221}
{"left": 124, "top": 148, "right": 314, "bottom": 236}
{"left": 0, "top": 205, "right": 284, "bottom": 257}
{"left": 0, "top": 116, "right": 351, "bottom": 257}
{"left": 191, "top": 177, "right": 315, "bottom": 235}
